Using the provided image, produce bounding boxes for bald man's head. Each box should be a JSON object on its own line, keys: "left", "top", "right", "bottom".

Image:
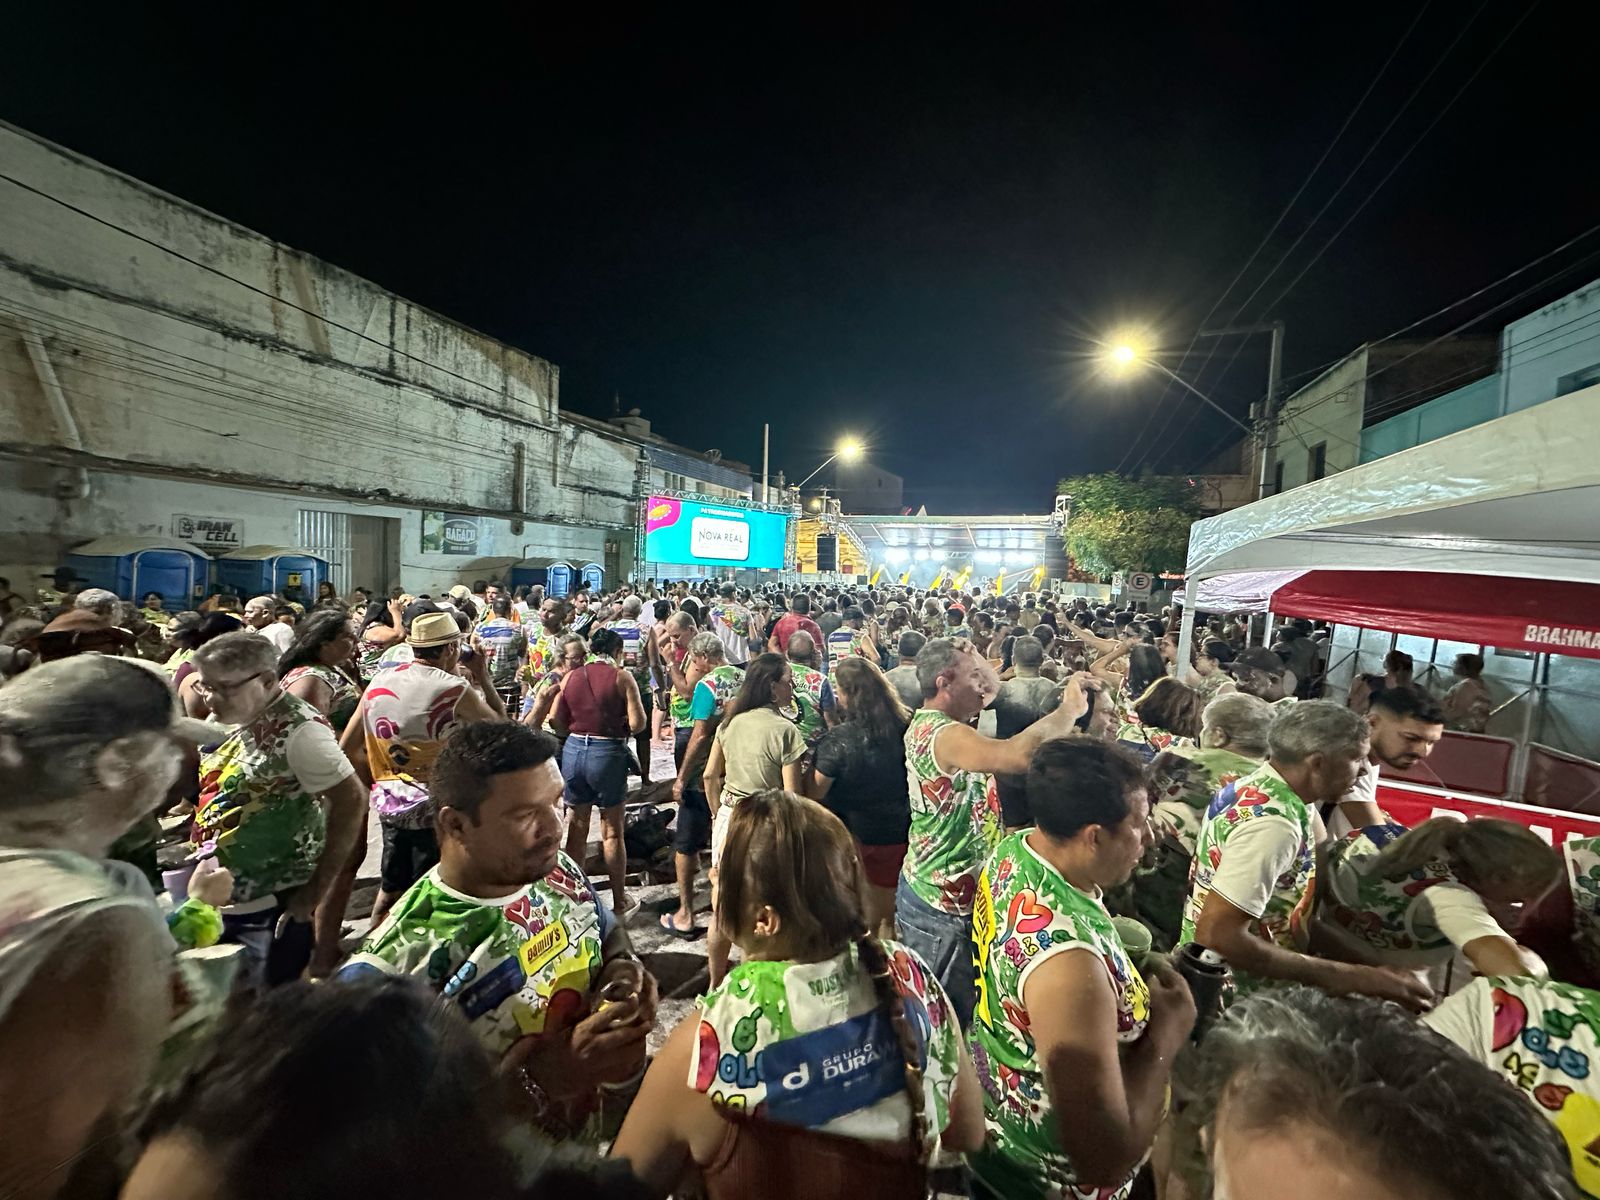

{"left": 786, "top": 630, "right": 818, "bottom": 664}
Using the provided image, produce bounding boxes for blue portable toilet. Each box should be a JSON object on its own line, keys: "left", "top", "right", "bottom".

{"left": 64, "top": 537, "right": 212, "bottom": 609}
{"left": 508, "top": 558, "right": 575, "bottom": 598}
{"left": 578, "top": 562, "right": 604, "bottom": 593}
{"left": 216, "top": 545, "right": 330, "bottom": 604}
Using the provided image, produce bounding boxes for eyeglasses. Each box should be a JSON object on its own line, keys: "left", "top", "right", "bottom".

{"left": 194, "top": 670, "right": 269, "bottom": 698}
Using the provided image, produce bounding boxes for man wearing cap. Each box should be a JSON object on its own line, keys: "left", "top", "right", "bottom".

{"left": 35, "top": 567, "right": 87, "bottom": 620}
{"left": 191, "top": 631, "right": 366, "bottom": 990}
{"left": 243, "top": 594, "right": 294, "bottom": 655}
{"left": 341, "top": 610, "right": 503, "bottom": 926}
{"left": 1228, "top": 646, "right": 1299, "bottom": 707}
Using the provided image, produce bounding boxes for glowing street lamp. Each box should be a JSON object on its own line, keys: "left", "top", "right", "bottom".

{"left": 795, "top": 437, "right": 866, "bottom": 489}
{"left": 1098, "top": 331, "right": 1253, "bottom": 436}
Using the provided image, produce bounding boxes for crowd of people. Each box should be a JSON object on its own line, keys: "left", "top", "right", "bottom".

{"left": 0, "top": 568, "right": 1592, "bottom": 1198}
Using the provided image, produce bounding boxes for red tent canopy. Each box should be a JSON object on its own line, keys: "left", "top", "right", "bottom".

{"left": 1269, "top": 571, "right": 1600, "bottom": 659}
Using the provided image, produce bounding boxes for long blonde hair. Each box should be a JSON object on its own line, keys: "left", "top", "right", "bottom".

{"left": 1372, "top": 816, "right": 1560, "bottom": 896}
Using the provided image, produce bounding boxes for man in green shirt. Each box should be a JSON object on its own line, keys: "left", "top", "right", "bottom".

{"left": 1180, "top": 701, "right": 1431, "bottom": 1010}
{"left": 342, "top": 720, "right": 655, "bottom": 1138}
{"left": 970, "top": 738, "right": 1196, "bottom": 1199}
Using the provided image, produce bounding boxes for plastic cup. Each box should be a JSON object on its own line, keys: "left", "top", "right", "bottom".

{"left": 163, "top": 860, "right": 198, "bottom": 905}
{"left": 1112, "top": 916, "right": 1154, "bottom": 970}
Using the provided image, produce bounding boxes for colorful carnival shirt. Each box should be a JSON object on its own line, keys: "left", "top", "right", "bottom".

{"left": 1566, "top": 837, "right": 1600, "bottom": 981}
{"left": 1115, "top": 716, "right": 1196, "bottom": 763}
{"left": 362, "top": 662, "right": 466, "bottom": 829}
{"left": 826, "top": 626, "right": 868, "bottom": 673}
{"left": 1426, "top": 976, "right": 1600, "bottom": 1198}
{"left": 608, "top": 618, "right": 653, "bottom": 691}
{"left": 476, "top": 617, "right": 529, "bottom": 691}
{"left": 672, "top": 663, "right": 744, "bottom": 731}
{"left": 281, "top": 663, "right": 360, "bottom": 731}
{"left": 194, "top": 691, "right": 339, "bottom": 904}
{"left": 356, "top": 636, "right": 391, "bottom": 678}
{"left": 340, "top": 855, "right": 612, "bottom": 1058}
{"left": 1147, "top": 748, "right": 1259, "bottom": 858}
{"left": 522, "top": 627, "right": 565, "bottom": 688}
{"left": 691, "top": 940, "right": 960, "bottom": 1150}
{"left": 1130, "top": 748, "right": 1261, "bottom": 951}
{"left": 1321, "top": 823, "right": 1492, "bottom": 966}
{"left": 709, "top": 601, "right": 754, "bottom": 659}
{"left": 902, "top": 708, "right": 1003, "bottom": 917}
{"left": 781, "top": 661, "right": 832, "bottom": 744}
{"left": 970, "top": 831, "right": 1152, "bottom": 1200}
{"left": 1179, "top": 763, "right": 1317, "bottom": 994}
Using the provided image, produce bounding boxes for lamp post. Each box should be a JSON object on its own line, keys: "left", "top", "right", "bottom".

{"left": 793, "top": 437, "right": 864, "bottom": 491}
{"left": 1102, "top": 337, "right": 1255, "bottom": 439}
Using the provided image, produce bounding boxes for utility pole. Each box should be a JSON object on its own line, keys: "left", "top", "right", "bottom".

{"left": 1197, "top": 321, "right": 1284, "bottom": 499}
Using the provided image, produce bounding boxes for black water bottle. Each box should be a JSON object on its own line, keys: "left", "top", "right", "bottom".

{"left": 1174, "top": 942, "right": 1230, "bottom": 1041}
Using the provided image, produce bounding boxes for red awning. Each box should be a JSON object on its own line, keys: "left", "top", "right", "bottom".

{"left": 1269, "top": 570, "right": 1600, "bottom": 659}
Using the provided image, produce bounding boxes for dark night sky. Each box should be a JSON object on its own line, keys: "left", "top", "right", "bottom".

{"left": 3, "top": 5, "right": 1595, "bottom": 512}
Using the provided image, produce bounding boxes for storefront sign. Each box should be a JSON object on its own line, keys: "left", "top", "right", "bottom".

{"left": 172, "top": 514, "right": 243, "bottom": 551}
{"left": 421, "top": 510, "right": 481, "bottom": 556}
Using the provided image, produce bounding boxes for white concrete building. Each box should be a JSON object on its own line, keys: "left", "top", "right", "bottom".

{"left": 0, "top": 121, "right": 735, "bottom": 598}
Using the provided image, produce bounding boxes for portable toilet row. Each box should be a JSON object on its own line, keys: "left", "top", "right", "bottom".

{"left": 506, "top": 559, "right": 604, "bottom": 598}
{"left": 214, "top": 546, "right": 329, "bottom": 604}
{"left": 65, "top": 538, "right": 213, "bottom": 610}
{"left": 63, "top": 539, "right": 330, "bottom": 608}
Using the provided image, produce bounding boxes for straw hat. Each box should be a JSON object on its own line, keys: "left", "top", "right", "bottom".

{"left": 408, "top": 611, "right": 463, "bottom": 648}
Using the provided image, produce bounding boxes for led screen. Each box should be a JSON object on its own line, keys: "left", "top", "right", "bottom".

{"left": 643, "top": 497, "right": 788, "bottom": 569}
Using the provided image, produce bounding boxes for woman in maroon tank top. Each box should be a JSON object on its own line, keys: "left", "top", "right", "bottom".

{"left": 555, "top": 628, "right": 646, "bottom": 918}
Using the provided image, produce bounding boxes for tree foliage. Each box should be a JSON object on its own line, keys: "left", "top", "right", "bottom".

{"left": 1058, "top": 473, "right": 1203, "bottom": 576}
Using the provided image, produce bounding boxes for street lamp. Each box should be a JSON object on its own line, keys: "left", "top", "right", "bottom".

{"left": 794, "top": 437, "right": 865, "bottom": 490}
{"left": 1098, "top": 334, "right": 1255, "bottom": 438}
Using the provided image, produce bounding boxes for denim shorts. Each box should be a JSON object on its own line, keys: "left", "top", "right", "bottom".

{"left": 895, "top": 874, "right": 978, "bottom": 1029}
{"left": 562, "top": 734, "right": 630, "bottom": 809}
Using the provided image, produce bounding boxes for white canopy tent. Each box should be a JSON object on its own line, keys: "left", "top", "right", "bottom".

{"left": 1174, "top": 384, "right": 1600, "bottom": 671}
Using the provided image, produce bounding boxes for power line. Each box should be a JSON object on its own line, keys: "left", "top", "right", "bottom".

{"left": 1277, "top": 241, "right": 1600, "bottom": 427}
{"left": 0, "top": 169, "right": 551, "bottom": 411}
{"left": 1271, "top": 221, "right": 1600, "bottom": 397}
{"left": 1113, "top": 0, "right": 1431, "bottom": 474}
{"left": 1164, "top": 218, "right": 1600, "bottom": 473}
{"left": 0, "top": 295, "right": 549, "bottom": 465}
{"left": 1137, "top": 1, "right": 1497, "bottom": 472}
{"left": 1257, "top": 0, "right": 1545, "bottom": 319}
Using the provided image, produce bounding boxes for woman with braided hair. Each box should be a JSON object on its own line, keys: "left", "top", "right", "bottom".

{"left": 610, "top": 789, "right": 983, "bottom": 1198}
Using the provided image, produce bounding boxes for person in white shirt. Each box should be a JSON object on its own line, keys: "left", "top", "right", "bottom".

{"left": 1316, "top": 815, "right": 1558, "bottom": 978}
{"left": 1328, "top": 684, "right": 1445, "bottom": 832}
{"left": 1425, "top": 975, "right": 1600, "bottom": 1197}
{"left": 243, "top": 595, "right": 294, "bottom": 655}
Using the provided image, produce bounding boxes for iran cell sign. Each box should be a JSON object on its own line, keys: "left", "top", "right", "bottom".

{"left": 644, "top": 497, "right": 788, "bottom": 569}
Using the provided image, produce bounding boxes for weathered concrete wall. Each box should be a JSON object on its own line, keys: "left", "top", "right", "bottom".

{"left": 1272, "top": 350, "right": 1368, "bottom": 492}
{"left": 0, "top": 121, "right": 645, "bottom": 587}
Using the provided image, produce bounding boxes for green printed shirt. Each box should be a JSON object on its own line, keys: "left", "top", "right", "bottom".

{"left": 340, "top": 854, "right": 611, "bottom": 1058}
{"left": 970, "top": 832, "right": 1152, "bottom": 1200}
{"left": 902, "top": 708, "right": 1003, "bottom": 917}
{"left": 783, "top": 662, "right": 829, "bottom": 743}
{"left": 691, "top": 940, "right": 961, "bottom": 1149}
{"left": 194, "top": 691, "right": 330, "bottom": 904}
{"left": 1179, "top": 763, "right": 1317, "bottom": 994}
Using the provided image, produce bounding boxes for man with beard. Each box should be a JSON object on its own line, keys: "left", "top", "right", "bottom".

{"left": 1328, "top": 684, "right": 1445, "bottom": 831}
{"left": 342, "top": 721, "right": 655, "bottom": 1140}
{"left": 1180, "top": 701, "right": 1432, "bottom": 1010}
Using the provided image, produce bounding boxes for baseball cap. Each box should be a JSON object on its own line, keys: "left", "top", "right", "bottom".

{"left": 448, "top": 584, "right": 472, "bottom": 603}
{"left": 408, "top": 611, "right": 464, "bottom": 648}
{"left": 1228, "top": 646, "right": 1287, "bottom": 676}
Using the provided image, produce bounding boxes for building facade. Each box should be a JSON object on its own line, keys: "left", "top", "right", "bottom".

{"left": 0, "top": 122, "right": 733, "bottom": 598}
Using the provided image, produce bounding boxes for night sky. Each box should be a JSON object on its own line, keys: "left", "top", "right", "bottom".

{"left": 3, "top": 5, "right": 1594, "bottom": 513}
